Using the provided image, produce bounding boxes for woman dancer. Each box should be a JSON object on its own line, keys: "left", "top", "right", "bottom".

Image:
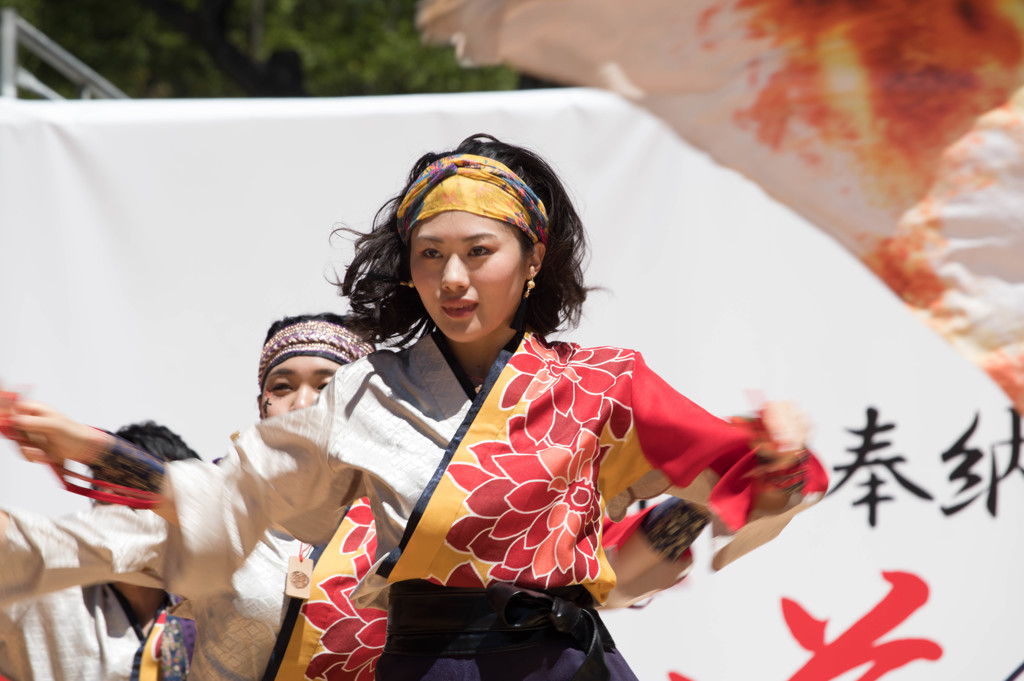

{"left": 5, "top": 134, "right": 827, "bottom": 680}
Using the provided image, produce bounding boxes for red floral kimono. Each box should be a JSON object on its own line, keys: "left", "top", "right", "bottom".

{"left": 161, "top": 330, "right": 826, "bottom": 678}
{"left": 269, "top": 499, "right": 385, "bottom": 681}
{"left": 267, "top": 496, "right": 703, "bottom": 681}
{"left": 369, "top": 333, "right": 828, "bottom": 605}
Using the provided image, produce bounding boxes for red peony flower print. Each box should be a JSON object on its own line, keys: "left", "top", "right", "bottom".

{"left": 300, "top": 503, "right": 386, "bottom": 681}
{"left": 445, "top": 336, "right": 636, "bottom": 589}
{"left": 339, "top": 503, "right": 374, "bottom": 554}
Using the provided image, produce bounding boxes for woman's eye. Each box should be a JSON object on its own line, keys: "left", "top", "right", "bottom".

{"left": 317, "top": 382, "right": 331, "bottom": 392}
{"left": 271, "top": 384, "right": 292, "bottom": 394}
{"left": 468, "top": 246, "right": 491, "bottom": 256}
{"left": 420, "top": 248, "right": 441, "bottom": 259}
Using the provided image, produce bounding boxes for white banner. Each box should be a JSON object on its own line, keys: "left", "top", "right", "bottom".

{"left": 0, "top": 90, "right": 1018, "bottom": 680}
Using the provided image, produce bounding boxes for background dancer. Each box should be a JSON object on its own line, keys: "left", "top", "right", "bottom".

{"left": 0, "top": 421, "right": 197, "bottom": 681}
{"left": 1, "top": 314, "right": 373, "bottom": 681}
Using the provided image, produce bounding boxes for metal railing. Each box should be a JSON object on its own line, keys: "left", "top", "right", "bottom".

{"left": 0, "top": 7, "right": 128, "bottom": 99}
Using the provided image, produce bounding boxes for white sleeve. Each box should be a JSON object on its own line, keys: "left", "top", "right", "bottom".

{"left": 0, "top": 503, "right": 169, "bottom": 606}
{"left": 162, "top": 382, "right": 364, "bottom": 598}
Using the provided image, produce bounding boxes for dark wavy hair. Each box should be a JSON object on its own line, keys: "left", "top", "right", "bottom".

{"left": 114, "top": 421, "right": 201, "bottom": 463}
{"left": 338, "top": 134, "right": 590, "bottom": 346}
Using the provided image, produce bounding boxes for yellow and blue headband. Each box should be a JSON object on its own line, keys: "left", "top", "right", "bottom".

{"left": 396, "top": 154, "right": 548, "bottom": 245}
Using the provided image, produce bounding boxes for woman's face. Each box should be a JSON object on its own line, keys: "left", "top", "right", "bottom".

{"left": 258, "top": 355, "right": 343, "bottom": 419}
{"left": 409, "top": 211, "right": 543, "bottom": 357}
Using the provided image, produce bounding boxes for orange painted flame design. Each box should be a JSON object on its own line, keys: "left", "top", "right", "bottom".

{"left": 733, "top": 0, "right": 1024, "bottom": 208}
{"left": 981, "top": 350, "right": 1024, "bottom": 410}
{"left": 861, "top": 213, "right": 946, "bottom": 310}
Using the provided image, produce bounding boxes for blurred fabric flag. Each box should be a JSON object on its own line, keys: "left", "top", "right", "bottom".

{"left": 418, "top": 0, "right": 1024, "bottom": 410}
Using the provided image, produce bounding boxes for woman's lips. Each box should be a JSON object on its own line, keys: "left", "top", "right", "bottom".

{"left": 442, "top": 300, "right": 477, "bottom": 319}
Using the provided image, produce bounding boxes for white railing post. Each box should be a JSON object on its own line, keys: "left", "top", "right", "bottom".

{"left": 0, "top": 7, "right": 128, "bottom": 100}
{"left": 1, "top": 8, "right": 18, "bottom": 99}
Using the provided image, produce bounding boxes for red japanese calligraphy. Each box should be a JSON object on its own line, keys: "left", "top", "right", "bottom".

{"left": 784, "top": 571, "right": 941, "bottom": 681}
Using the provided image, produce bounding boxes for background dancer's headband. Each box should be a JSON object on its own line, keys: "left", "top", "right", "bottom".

{"left": 396, "top": 154, "right": 548, "bottom": 245}
{"left": 258, "top": 320, "right": 374, "bottom": 390}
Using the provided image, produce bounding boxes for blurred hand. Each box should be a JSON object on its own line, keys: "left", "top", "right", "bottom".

{"left": 3, "top": 398, "right": 107, "bottom": 468}
{"left": 759, "top": 400, "right": 811, "bottom": 466}
{"left": 0, "top": 388, "right": 28, "bottom": 443}
{"left": 742, "top": 400, "right": 813, "bottom": 511}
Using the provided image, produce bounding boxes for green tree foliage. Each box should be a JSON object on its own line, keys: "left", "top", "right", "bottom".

{"left": 5, "top": 0, "right": 519, "bottom": 98}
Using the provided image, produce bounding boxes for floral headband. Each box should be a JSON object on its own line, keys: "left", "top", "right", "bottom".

{"left": 258, "top": 320, "right": 374, "bottom": 390}
{"left": 396, "top": 153, "right": 548, "bottom": 245}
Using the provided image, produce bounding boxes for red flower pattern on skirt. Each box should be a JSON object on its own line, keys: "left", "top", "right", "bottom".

{"left": 300, "top": 503, "right": 386, "bottom": 681}
{"left": 446, "top": 336, "right": 636, "bottom": 589}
